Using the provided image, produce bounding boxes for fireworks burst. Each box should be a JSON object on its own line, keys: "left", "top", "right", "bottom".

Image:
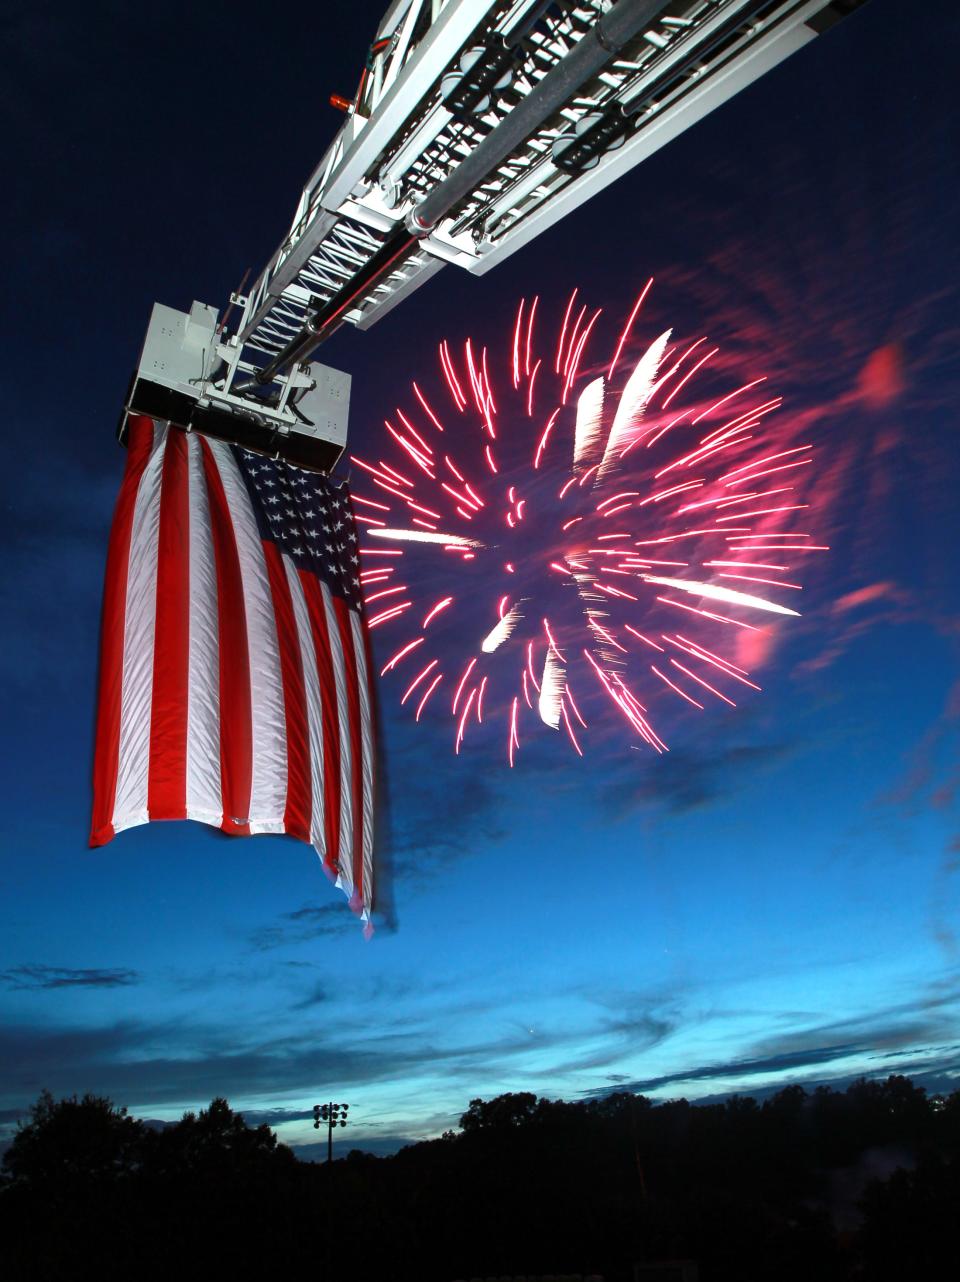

{"left": 351, "top": 284, "right": 825, "bottom": 764}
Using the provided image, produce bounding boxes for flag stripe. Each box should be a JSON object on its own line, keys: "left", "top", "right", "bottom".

{"left": 334, "top": 596, "right": 364, "bottom": 909}
{"left": 185, "top": 434, "right": 222, "bottom": 825}
{"left": 90, "top": 416, "right": 156, "bottom": 845}
{"left": 263, "top": 542, "right": 311, "bottom": 843}
{"left": 207, "top": 441, "right": 287, "bottom": 833}
{"left": 113, "top": 422, "right": 167, "bottom": 832}
{"left": 200, "top": 437, "right": 252, "bottom": 835}
{"left": 351, "top": 609, "right": 376, "bottom": 919}
{"left": 300, "top": 572, "right": 341, "bottom": 873}
{"left": 285, "top": 558, "right": 326, "bottom": 854}
{"left": 148, "top": 429, "right": 190, "bottom": 819}
{"left": 323, "top": 584, "right": 355, "bottom": 897}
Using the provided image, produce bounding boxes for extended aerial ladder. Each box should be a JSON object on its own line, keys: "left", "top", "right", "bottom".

{"left": 122, "top": 0, "right": 866, "bottom": 472}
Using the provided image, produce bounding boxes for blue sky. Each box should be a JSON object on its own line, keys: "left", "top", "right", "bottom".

{"left": 1, "top": 0, "right": 957, "bottom": 1159}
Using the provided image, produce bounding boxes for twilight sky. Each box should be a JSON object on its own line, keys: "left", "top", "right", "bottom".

{"left": 2, "top": 0, "right": 958, "bottom": 1159}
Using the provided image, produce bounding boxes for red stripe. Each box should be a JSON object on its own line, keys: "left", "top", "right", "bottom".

{"left": 263, "top": 543, "right": 311, "bottom": 843}
{"left": 90, "top": 417, "right": 156, "bottom": 846}
{"left": 148, "top": 429, "right": 190, "bottom": 819}
{"left": 334, "top": 598, "right": 365, "bottom": 909}
{"left": 200, "top": 438, "right": 252, "bottom": 836}
{"left": 299, "top": 572, "right": 340, "bottom": 873}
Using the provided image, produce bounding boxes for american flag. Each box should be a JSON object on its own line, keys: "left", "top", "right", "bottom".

{"left": 91, "top": 416, "right": 376, "bottom": 928}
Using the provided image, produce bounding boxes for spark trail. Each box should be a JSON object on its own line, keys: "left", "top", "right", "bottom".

{"left": 351, "top": 284, "right": 824, "bottom": 764}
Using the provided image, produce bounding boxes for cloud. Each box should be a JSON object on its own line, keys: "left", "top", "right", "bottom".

{"left": 734, "top": 624, "right": 778, "bottom": 673}
{"left": 237, "top": 1106, "right": 320, "bottom": 1128}
{"left": 291, "top": 982, "right": 329, "bottom": 1011}
{"left": 0, "top": 975, "right": 682, "bottom": 1124}
{"left": 879, "top": 678, "right": 960, "bottom": 814}
{"left": 586, "top": 977, "right": 960, "bottom": 1100}
{"left": 832, "top": 581, "right": 904, "bottom": 615}
{"left": 248, "top": 903, "right": 355, "bottom": 952}
{"left": 795, "top": 582, "right": 917, "bottom": 677}
{"left": 0, "top": 1018, "right": 385, "bottom": 1114}
{"left": 289, "top": 1134, "right": 417, "bottom": 1161}
{"left": 2, "top": 965, "right": 140, "bottom": 991}
{"left": 599, "top": 740, "right": 793, "bottom": 817}
{"left": 3, "top": 965, "right": 958, "bottom": 1135}
{"left": 855, "top": 344, "right": 906, "bottom": 411}
{"left": 0, "top": 991, "right": 579, "bottom": 1119}
{"left": 653, "top": 125, "right": 959, "bottom": 687}
{"left": 376, "top": 723, "right": 508, "bottom": 883}
{"left": 602, "top": 1042, "right": 867, "bottom": 1095}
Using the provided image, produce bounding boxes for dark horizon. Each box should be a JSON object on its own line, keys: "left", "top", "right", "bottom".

{"left": 4, "top": 1072, "right": 957, "bottom": 1280}
{"left": 2, "top": 0, "right": 958, "bottom": 1163}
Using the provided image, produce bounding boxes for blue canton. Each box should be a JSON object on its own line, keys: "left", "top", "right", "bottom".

{"left": 233, "top": 449, "right": 362, "bottom": 610}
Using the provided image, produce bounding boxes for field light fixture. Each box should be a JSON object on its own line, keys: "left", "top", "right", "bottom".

{"left": 313, "top": 1101, "right": 350, "bottom": 1162}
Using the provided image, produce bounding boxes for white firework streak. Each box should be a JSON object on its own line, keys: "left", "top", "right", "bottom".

{"left": 369, "top": 528, "right": 483, "bottom": 548}
{"left": 538, "top": 650, "right": 565, "bottom": 729}
{"left": 642, "top": 575, "right": 801, "bottom": 617}
{"left": 573, "top": 376, "right": 605, "bottom": 470}
{"left": 596, "top": 329, "right": 672, "bottom": 482}
{"left": 481, "top": 601, "right": 524, "bottom": 653}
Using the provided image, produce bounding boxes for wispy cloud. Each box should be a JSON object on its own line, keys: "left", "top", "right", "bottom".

{"left": 0, "top": 981, "right": 671, "bottom": 1121}
{"left": 291, "top": 981, "right": 329, "bottom": 1011}
{"left": 248, "top": 903, "right": 355, "bottom": 952}
{"left": 600, "top": 1042, "right": 866, "bottom": 1095}
{"left": 2, "top": 965, "right": 140, "bottom": 991}
{"left": 237, "top": 1106, "right": 320, "bottom": 1127}
{"left": 289, "top": 1133, "right": 416, "bottom": 1161}
{"left": 585, "top": 978, "right": 960, "bottom": 1099}
{"left": 378, "top": 727, "right": 507, "bottom": 882}
{"left": 599, "top": 740, "right": 794, "bottom": 817}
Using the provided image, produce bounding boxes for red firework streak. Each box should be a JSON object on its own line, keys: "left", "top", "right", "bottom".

{"left": 351, "top": 283, "right": 826, "bottom": 764}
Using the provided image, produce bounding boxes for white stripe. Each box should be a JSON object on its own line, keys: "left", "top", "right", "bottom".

{"left": 284, "top": 557, "right": 326, "bottom": 856}
{"left": 184, "top": 434, "right": 222, "bottom": 826}
{"left": 113, "top": 423, "right": 166, "bottom": 829}
{"left": 322, "top": 584, "right": 354, "bottom": 898}
{"left": 207, "top": 441, "right": 287, "bottom": 832}
{"left": 350, "top": 610, "right": 375, "bottom": 920}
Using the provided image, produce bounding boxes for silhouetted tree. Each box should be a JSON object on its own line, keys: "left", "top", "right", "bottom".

{"left": 0, "top": 1091, "right": 149, "bottom": 1280}
{"left": 1, "top": 1089, "right": 147, "bottom": 1191}
{"left": 857, "top": 1153, "right": 960, "bottom": 1279}
{"left": 459, "top": 1090, "right": 539, "bottom": 1131}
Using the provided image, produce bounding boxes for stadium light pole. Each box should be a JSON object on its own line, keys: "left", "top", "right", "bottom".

{"left": 313, "top": 1101, "right": 350, "bottom": 1163}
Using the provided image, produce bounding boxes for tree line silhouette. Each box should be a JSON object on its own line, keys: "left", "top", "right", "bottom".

{"left": 1, "top": 1075, "right": 957, "bottom": 1280}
